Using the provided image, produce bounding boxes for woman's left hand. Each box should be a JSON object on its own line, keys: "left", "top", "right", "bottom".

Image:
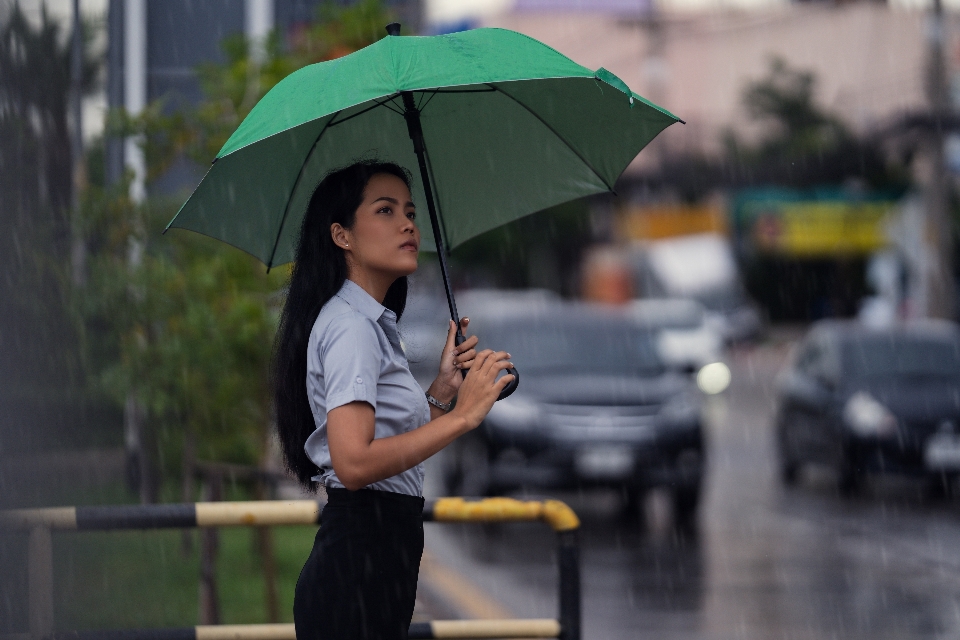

{"left": 429, "top": 318, "right": 478, "bottom": 404}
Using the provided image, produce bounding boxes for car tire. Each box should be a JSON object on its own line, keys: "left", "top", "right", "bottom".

{"left": 780, "top": 459, "right": 800, "bottom": 486}
{"left": 776, "top": 411, "right": 800, "bottom": 486}
{"left": 619, "top": 486, "right": 644, "bottom": 522}
{"left": 837, "top": 450, "right": 861, "bottom": 497}
{"left": 673, "top": 483, "right": 701, "bottom": 528}
{"left": 925, "top": 472, "right": 955, "bottom": 501}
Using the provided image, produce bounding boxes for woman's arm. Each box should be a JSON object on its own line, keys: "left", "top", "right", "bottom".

{"left": 426, "top": 319, "right": 481, "bottom": 420}
{"left": 327, "top": 349, "right": 514, "bottom": 491}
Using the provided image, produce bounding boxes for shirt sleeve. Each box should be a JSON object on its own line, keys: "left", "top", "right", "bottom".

{"left": 319, "top": 311, "right": 381, "bottom": 412}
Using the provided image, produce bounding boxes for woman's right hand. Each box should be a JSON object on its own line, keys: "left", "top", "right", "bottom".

{"left": 451, "top": 349, "right": 516, "bottom": 429}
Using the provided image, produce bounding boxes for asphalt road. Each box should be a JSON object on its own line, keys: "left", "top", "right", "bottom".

{"left": 418, "top": 336, "right": 960, "bottom": 639}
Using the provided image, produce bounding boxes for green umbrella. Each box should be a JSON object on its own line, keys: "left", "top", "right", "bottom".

{"left": 167, "top": 23, "right": 682, "bottom": 399}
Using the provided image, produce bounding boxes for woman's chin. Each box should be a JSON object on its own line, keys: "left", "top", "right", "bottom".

{"left": 390, "top": 256, "right": 419, "bottom": 278}
{"left": 403, "top": 253, "right": 419, "bottom": 276}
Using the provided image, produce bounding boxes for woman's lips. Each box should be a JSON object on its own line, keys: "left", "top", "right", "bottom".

{"left": 399, "top": 241, "right": 418, "bottom": 251}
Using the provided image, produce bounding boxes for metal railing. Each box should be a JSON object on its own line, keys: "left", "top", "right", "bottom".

{"left": 0, "top": 496, "right": 581, "bottom": 640}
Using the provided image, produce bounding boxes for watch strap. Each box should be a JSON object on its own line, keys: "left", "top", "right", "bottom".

{"left": 425, "top": 392, "right": 453, "bottom": 412}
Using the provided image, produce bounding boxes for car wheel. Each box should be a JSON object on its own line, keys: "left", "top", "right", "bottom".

{"left": 925, "top": 472, "right": 955, "bottom": 501}
{"left": 619, "top": 486, "right": 644, "bottom": 522}
{"left": 776, "top": 411, "right": 800, "bottom": 486}
{"left": 837, "top": 450, "right": 861, "bottom": 497}
{"left": 673, "top": 483, "right": 701, "bottom": 528}
{"left": 780, "top": 458, "right": 800, "bottom": 486}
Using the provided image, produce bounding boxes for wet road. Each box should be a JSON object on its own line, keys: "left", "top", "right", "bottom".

{"left": 420, "top": 337, "right": 960, "bottom": 639}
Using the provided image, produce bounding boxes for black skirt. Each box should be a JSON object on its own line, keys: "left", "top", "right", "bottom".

{"left": 294, "top": 488, "right": 425, "bottom": 640}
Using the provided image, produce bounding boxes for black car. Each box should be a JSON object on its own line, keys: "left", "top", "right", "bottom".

{"left": 441, "top": 303, "right": 705, "bottom": 519}
{"left": 776, "top": 321, "right": 960, "bottom": 494}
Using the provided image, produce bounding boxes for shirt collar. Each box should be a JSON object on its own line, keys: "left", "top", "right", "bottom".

{"left": 337, "top": 279, "right": 389, "bottom": 323}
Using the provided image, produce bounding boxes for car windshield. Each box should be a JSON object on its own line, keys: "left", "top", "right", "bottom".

{"left": 842, "top": 335, "right": 960, "bottom": 379}
{"left": 478, "top": 317, "right": 664, "bottom": 375}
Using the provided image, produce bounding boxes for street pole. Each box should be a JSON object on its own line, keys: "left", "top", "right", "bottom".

{"left": 926, "top": 0, "right": 956, "bottom": 319}
{"left": 70, "top": 0, "right": 86, "bottom": 286}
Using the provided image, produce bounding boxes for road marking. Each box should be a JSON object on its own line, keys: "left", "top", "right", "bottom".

{"left": 419, "top": 551, "right": 515, "bottom": 620}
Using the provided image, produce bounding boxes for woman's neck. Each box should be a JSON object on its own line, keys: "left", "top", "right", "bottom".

{"left": 346, "top": 268, "right": 394, "bottom": 305}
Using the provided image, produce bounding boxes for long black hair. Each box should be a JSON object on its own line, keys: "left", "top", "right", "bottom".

{"left": 273, "top": 160, "right": 413, "bottom": 489}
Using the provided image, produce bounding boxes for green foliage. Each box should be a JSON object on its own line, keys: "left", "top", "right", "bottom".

{"left": 78, "top": 1, "right": 398, "bottom": 479}
{"left": 79, "top": 183, "right": 286, "bottom": 467}
{"left": 723, "top": 57, "right": 910, "bottom": 192}
{"left": 51, "top": 524, "right": 317, "bottom": 628}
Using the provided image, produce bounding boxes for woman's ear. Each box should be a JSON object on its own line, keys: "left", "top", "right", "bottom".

{"left": 330, "top": 223, "right": 351, "bottom": 250}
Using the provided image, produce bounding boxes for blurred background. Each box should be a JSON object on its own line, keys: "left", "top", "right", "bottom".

{"left": 2, "top": 0, "right": 960, "bottom": 637}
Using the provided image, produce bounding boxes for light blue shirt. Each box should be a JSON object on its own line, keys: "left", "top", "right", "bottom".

{"left": 304, "top": 279, "right": 429, "bottom": 496}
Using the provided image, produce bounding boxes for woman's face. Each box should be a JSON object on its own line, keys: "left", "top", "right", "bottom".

{"left": 336, "top": 172, "right": 420, "bottom": 279}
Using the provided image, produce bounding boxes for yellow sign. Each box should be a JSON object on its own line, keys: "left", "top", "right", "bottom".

{"left": 619, "top": 205, "right": 727, "bottom": 241}
{"left": 751, "top": 201, "right": 893, "bottom": 257}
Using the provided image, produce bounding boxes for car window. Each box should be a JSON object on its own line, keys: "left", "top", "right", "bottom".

{"left": 795, "top": 339, "right": 822, "bottom": 377}
{"left": 479, "top": 317, "right": 665, "bottom": 376}
{"left": 842, "top": 335, "right": 960, "bottom": 379}
{"left": 795, "top": 335, "right": 838, "bottom": 385}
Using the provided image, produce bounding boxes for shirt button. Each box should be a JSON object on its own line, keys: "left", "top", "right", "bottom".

{"left": 356, "top": 377, "right": 363, "bottom": 384}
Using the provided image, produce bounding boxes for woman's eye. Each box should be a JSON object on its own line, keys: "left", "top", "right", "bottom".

{"left": 407, "top": 211, "right": 416, "bottom": 220}
{"left": 377, "top": 206, "right": 391, "bottom": 214}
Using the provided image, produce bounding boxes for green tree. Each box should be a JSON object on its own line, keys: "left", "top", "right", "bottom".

{"left": 81, "top": 0, "right": 398, "bottom": 495}
{"left": 723, "top": 57, "right": 909, "bottom": 192}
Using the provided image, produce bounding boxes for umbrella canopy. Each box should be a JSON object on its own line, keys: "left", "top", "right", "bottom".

{"left": 166, "top": 27, "right": 682, "bottom": 267}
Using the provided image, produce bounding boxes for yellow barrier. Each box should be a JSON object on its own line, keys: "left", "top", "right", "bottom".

{"left": 430, "top": 497, "right": 580, "bottom": 532}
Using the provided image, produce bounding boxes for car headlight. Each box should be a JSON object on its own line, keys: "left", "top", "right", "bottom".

{"left": 843, "top": 391, "right": 898, "bottom": 438}
{"left": 697, "top": 362, "right": 731, "bottom": 395}
{"left": 485, "top": 395, "right": 541, "bottom": 430}
{"left": 660, "top": 393, "right": 701, "bottom": 426}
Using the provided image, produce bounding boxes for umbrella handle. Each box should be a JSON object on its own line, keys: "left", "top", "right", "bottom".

{"left": 498, "top": 366, "right": 520, "bottom": 401}
{"left": 455, "top": 334, "right": 519, "bottom": 401}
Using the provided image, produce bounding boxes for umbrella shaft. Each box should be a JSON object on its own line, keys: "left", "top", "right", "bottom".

{"left": 400, "top": 91, "right": 467, "bottom": 357}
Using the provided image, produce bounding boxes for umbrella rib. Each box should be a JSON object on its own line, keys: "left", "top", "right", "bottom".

{"left": 485, "top": 83, "right": 614, "bottom": 192}
{"left": 265, "top": 112, "right": 340, "bottom": 270}
{"left": 418, "top": 89, "right": 442, "bottom": 113}
{"left": 328, "top": 96, "right": 402, "bottom": 128}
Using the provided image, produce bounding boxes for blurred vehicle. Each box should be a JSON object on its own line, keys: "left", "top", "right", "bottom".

{"left": 775, "top": 320, "right": 960, "bottom": 495}
{"left": 442, "top": 302, "right": 705, "bottom": 520}
{"left": 400, "top": 287, "right": 561, "bottom": 380}
{"left": 628, "top": 298, "right": 731, "bottom": 395}
{"left": 631, "top": 233, "right": 764, "bottom": 343}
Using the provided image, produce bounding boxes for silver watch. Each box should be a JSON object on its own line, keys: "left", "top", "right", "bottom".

{"left": 425, "top": 392, "right": 453, "bottom": 412}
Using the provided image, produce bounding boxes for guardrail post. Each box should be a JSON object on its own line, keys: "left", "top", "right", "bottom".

{"left": 28, "top": 526, "right": 54, "bottom": 640}
{"left": 557, "top": 530, "right": 580, "bottom": 640}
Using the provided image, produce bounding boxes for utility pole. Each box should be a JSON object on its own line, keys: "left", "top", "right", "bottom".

{"left": 926, "top": 0, "right": 956, "bottom": 319}
{"left": 105, "top": 0, "right": 124, "bottom": 187}
{"left": 70, "top": 0, "right": 86, "bottom": 286}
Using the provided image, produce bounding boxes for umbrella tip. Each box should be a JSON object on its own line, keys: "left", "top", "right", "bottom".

{"left": 385, "top": 22, "right": 401, "bottom": 36}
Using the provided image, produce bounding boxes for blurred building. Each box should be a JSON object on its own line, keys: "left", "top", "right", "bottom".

{"left": 474, "top": 2, "right": 941, "bottom": 162}
{"left": 103, "top": 0, "right": 423, "bottom": 197}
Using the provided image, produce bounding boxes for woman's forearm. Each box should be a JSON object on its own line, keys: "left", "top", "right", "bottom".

{"left": 328, "top": 403, "right": 471, "bottom": 491}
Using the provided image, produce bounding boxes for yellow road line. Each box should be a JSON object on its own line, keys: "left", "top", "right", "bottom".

{"left": 419, "top": 551, "right": 515, "bottom": 620}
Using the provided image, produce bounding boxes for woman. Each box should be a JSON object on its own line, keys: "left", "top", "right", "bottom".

{"left": 274, "top": 160, "right": 514, "bottom": 640}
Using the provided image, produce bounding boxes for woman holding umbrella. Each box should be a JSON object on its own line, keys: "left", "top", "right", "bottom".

{"left": 274, "top": 160, "right": 516, "bottom": 640}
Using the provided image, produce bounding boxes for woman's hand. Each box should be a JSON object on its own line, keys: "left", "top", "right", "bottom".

{"left": 428, "top": 318, "right": 478, "bottom": 405}
{"left": 450, "top": 349, "right": 516, "bottom": 429}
